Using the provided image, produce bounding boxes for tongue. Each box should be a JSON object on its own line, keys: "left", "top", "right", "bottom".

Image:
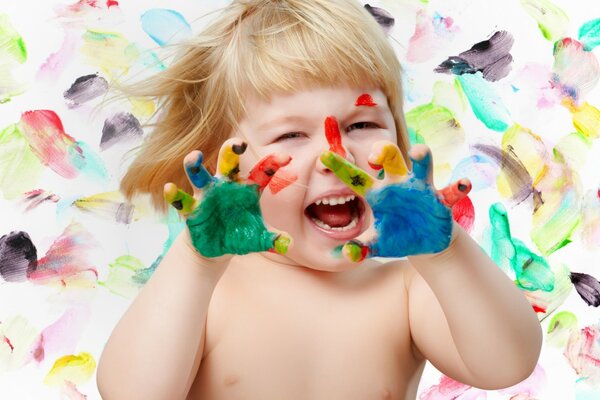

{"left": 311, "top": 203, "right": 353, "bottom": 227}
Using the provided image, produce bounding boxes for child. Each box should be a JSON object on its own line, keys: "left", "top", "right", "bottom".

{"left": 97, "top": 1, "right": 542, "bottom": 399}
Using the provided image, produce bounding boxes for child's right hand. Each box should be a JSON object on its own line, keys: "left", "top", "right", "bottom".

{"left": 164, "top": 138, "right": 293, "bottom": 259}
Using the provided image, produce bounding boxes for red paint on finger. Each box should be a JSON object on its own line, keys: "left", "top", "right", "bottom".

{"left": 355, "top": 94, "right": 377, "bottom": 107}
{"left": 247, "top": 154, "right": 292, "bottom": 192}
{"left": 438, "top": 180, "right": 472, "bottom": 207}
{"left": 269, "top": 170, "right": 297, "bottom": 194}
{"left": 325, "top": 116, "right": 346, "bottom": 158}
{"left": 451, "top": 195, "right": 475, "bottom": 233}
{"left": 368, "top": 161, "right": 383, "bottom": 170}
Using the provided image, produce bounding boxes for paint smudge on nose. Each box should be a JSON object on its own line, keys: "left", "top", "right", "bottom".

{"left": 570, "top": 272, "right": 600, "bottom": 307}
{"left": 407, "top": 11, "right": 458, "bottom": 63}
{"left": 0, "top": 123, "right": 44, "bottom": 200}
{"left": 364, "top": 4, "right": 395, "bottom": 34}
{"left": 141, "top": 9, "right": 192, "bottom": 47}
{"left": 487, "top": 202, "right": 554, "bottom": 291}
{"left": 521, "top": 0, "right": 569, "bottom": 41}
{"left": 0, "top": 231, "right": 38, "bottom": 282}
{"left": 565, "top": 324, "right": 600, "bottom": 385}
{"left": 324, "top": 116, "right": 347, "bottom": 158}
{"left": 64, "top": 74, "right": 109, "bottom": 108}
{"left": 44, "top": 352, "right": 96, "bottom": 386}
{"left": 0, "top": 14, "right": 28, "bottom": 102}
{"left": 552, "top": 38, "right": 600, "bottom": 103}
{"left": 100, "top": 112, "right": 143, "bottom": 150}
{"left": 355, "top": 94, "right": 377, "bottom": 107}
{"left": 28, "top": 222, "right": 98, "bottom": 288}
{"left": 22, "top": 189, "right": 61, "bottom": 212}
{"left": 98, "top": 255, "right": 145, "bottom": 298}
{"left": 457, "top": 72, "right": 511, "bottom": 131}
{"left": 73, "top": 191, "right": 136, "bottom": 224}
{"left": 0, "top": 315, "right": 41, "bottom": 371}
{"left": 435, "top": 31, "right": 514, "bottom": 82}
{"left": 546, "top": 311, "right": 578, "bottom": 348}
{"left": 579, "top": 18, "right": 600, "bottom": 51}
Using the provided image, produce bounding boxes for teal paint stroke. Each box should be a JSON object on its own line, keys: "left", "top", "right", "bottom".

{"left": 457, "top": 72, "right": 511, "bottom": 132}
{"left": 579, "top": 18, "right": 600, "bottom": 51}
{"left": 141, "top": 9, "right": 192, "bottom": 47}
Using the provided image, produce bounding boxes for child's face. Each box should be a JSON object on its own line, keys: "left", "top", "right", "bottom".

{"left": 236, "top": 86, "right": 398, "bottom": 271}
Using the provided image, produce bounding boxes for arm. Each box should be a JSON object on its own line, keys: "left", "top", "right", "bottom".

{"left": 406, "top": 222, "right": 543, "bottom": 390}
{"left": 96, "top": 229, "right": 228, "bottom": 400}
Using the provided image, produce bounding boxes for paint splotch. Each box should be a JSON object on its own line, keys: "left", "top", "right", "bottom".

{"left": 407, "top": 11, "right": 458, "bottom": 63}
{"left": 140, "top": 9, "right": 192, "bottom": 47}
{"left": 63, "top": 74, "right": 109, "bottom": 108}
{"left": 100, "top": 112, "right": 143, "bottom": 150}
{"left": 44, "top": 352, "right": 96, "bottom": 386}
{"left": 435, "top": 31, "right": 514, "bottom": 82}
{"left": 457, "top": 72, "right": 511, "bottom": 131}
{"left": 364, "top": 4, "right": 395, "bottom": 34}
{"left": 451, "top": 195, "right": 475, "bottom": 233}
{"left": 570, "top": 272, "right": 600, "bottom": 307}
{"left": 80, "top": 30, "right": 140, "bottom": 79}
{"left": 581, "top": 189, "right": 600, "bottom": 250}
{"left": 565, "top": 324, "right": 600, "bottom": 385}
{"left": 0, "top": 231, "right": 38, "bottom": 282}
{"left": 552, "top": 38, "right": 600, "bottom": 103}
{"left": 579, "top": 18, "right": 600, "bottom": 51}
{"left": 98, "top": 255, "right": 145, "bottom": 298}
{"left": 521, "top": 0, "right": 569, "bottom": 41}
{"left": 0, "top": 14, "right": 28, "bottom": 102}
{"left": 0, "top": 315, "right": 41, "bottom": 372}
{"left": 546, "top": 310, "right": 578, "bottom": 348}
{"left": 355, "top": 93, "right": 377, "bottom": 107}
{"left": 563, "top": 100, "right": 600, "bottom": 139}
{"left": 73, "top": 191, "right": 136, "bottom": 223}
{"left": 22, "top": 189, "right": 61, "bottom": 212}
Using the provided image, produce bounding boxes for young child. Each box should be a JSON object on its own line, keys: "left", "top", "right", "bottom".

{"left": 97, "top": 1, "right": 542, "bottom": 399}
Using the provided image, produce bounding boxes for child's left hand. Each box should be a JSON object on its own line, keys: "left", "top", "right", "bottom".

{"left": 320, "top": 142, "right": 472, "bottom": 262}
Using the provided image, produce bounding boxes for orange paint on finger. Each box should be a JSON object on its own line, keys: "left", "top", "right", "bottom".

{"left": 324, "top": 116, "right": 346, "bottom": 158}
{"left": 438, "top": 180, "right": 472, "bottom": 207}
{"left": 355, "top": 94, "right": 377, "bottom": 107}
{"left": 269, "top": 170, "right": 297, "bottom": 194}
{"left": 247, "top": 154, "right": 292, "bottom": 192}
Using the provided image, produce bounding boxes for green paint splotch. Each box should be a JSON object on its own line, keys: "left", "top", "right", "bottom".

{"left": 99, "top": 255, "right": 146, "bottom": 298}
{"left": 485, "top": 202, "right": 554, "bottom": 292}
{"left": 521, "top": 0, "right": 569, "bottom": 41}
{"left": 546, "top": 310, "right": 578, "bottom": 348}
{"left": 579, "top": 18, "right": 600, "bottom": 51}
{"left": 0, "top": 14, "right": 28, "bottom": 102}
{"left": 0, "top": 124, "right": 43, "bottom": 200}
{"left": 457, "top": 72, "right": 511, "bottom": 132}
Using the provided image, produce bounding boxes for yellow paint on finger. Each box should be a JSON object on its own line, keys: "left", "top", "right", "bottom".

{"left": 44, "top": 352, "right": 96, "bottom": 386}
{"left": 218, "top": 145, "right": 241, "bottom": 181}
{"left": 369, "top": 142, "right": 408, "bottom": 179}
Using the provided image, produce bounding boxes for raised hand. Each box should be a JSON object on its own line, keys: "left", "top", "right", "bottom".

{"left": 321, "top": 141, "right": 471, "bottom": 262}
{"left": 164, "top": 138, "right": 293, "bottom": 258}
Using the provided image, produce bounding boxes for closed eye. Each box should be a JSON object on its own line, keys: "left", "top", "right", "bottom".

{"left": 346, "top": 121, "right": 379, "bottom": 132}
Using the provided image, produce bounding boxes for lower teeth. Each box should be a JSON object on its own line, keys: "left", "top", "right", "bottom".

{"left": 311, "top": 213, "right": 359, "bottom": 232}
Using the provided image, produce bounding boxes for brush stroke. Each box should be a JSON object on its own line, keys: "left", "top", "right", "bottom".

{"left": 521, "top": 264, "right": 572, "bottom": 321}
{"left": 0, "top": 231, "right": 38, "bottom": 282}
{"left": 63, "top": 74, "right": 109, "bottom": 108}
{"left": 457, "top": 72, "right": 511, "bottom": 131}
{"left": 100, "top": 112, "right": 143, "bottom": 150}
{"left": 0, "top": 315, "right": 41, "bottom": 371}
{"left": 407, "top": 11, "right": 458, "bottom": 63}
{"left": 521, "top": 0, "right": 569, "bottom": 41}
{"left": 552, "top": 38, "right": 600, "bottom": 103}
{"left": 141, "top": 9, "right": 192, "bottom": 47}
{"left": 570, "top": 272, "right": 600, "bottom": 307}
{"left": 565, "top": 324, "right": 600, "bottom": 385}
{"left": 435, "top": 31, "right": 514, "bottom": 82}
{"left": 0, "top": 14, "right": 28, "bottom": 102}
{"left": 563, "top": 100, "right": 600, "bottom": 139}
{"left": 36, "top": 30, "right": 78, "bottom": 83}
{"left": 579, "top": 18, "right": 600, "bottom": 51}
{"left": 73, "top": 191, "right": 135, "bottom": 224}
{"left": 364, "top": 4, "right": 394, "bottom": 34}
{"left": 581, "top": 189, "right": 600, "bottom": 250}
{"left": 44, "top": 352, "right": 96, "bottom": 386}
{"left": 98, "top": 255, "right": 145, "bottom": 298}
{"left": 546, "top": 311, "right": 578, "bottom": 348}
{"left": 22, "top": 189, "right": 60, "bottom": 212}
{"left": 0, "top": 123, "right": 43, "bottom": 200}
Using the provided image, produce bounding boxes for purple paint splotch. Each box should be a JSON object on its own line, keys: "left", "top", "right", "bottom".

{"left": 64, "top": 74, "right": 109, "bottom": 108}
{"left": 570, "top": 272, "right": 600, "bottom": 307}
{"left": 436, "top": 30, "right": 514, "bottom": 82}
{"left": 100, "top": 112, "right": 143, "bottom": 150}
{"left": 0, "top": 231, "right": 38, "bottom": 282}
{"left": 364, "top": 4, "right": 395, "bottom": 34}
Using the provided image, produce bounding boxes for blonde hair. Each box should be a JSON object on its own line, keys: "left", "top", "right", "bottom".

{"left": 118, "top": 0, "right": 409, "bottom": 214}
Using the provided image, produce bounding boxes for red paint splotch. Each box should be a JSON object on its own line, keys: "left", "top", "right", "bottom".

{"left": 324, "top": 116, "right": 346, "bottom": 158}
{"left": 451, "top": 195, "right": 475, "bottom": 233}
{"left": 355, "top": 94, "right": 377, "bottom": 107}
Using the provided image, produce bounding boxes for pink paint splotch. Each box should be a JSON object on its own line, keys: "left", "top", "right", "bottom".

{"left": 565, "top": 324, "right": 600, "bottom": 385}
{"left": 552, "top": 38, "right": 600, "bottom": 104}
{"left": 407, "top": 11, "right": 459, "bottom": 63}
{"left": 19, "top": 110, "right": 85, "bottom": 179}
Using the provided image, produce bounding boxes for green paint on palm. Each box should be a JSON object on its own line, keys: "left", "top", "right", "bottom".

{"left": 187, "top": 180, "right": 277, "bottom": 257}
{"left": 579, "top": 18, "right": 600, "bottom": 51}
{"left": 488, "top": 203, "right": 555, "bottom": 292}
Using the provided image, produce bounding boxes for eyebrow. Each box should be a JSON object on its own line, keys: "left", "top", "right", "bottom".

{"left": 257, "top": 115, "right": 311, "bottom": 132}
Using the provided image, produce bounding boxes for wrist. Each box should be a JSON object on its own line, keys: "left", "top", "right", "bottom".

{"left": 175, "top": 229, "right": 232, "bottom": 278}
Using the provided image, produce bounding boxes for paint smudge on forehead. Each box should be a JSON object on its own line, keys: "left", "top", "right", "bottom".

{"left": 364, "top": 4, "right": 395, "bottom": 34}
{"left": 552, "top": 38, "right": 600, "bottom": 103}
{"left": 0, "top": 231, "right": 38, "bottom": 282}
{"left": 325, "top": 116, "right": 347, "bottom": 158}
{"left": 521, "top": 0, "right": 569, "bottom": 42}
{"left": 141, "top": 9, "right": 192, "bottom": 47}
{"left": 579, "top": 18, "right": 600, "bottom": 51}
{"left": 355, "top": 94, "right": 377, "bottom": 107}
{"left": 100, "top": 112, "right": 143, "bottom": 150}
{"left": 435, "top": 31, "right": 514, "bottom": 82}
{"left": 64, "top": 74, "right": 109, "bottom": 108}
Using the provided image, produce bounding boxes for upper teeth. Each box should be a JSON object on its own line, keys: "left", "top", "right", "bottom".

{"left": 315, "top": 195, "right": 355, "bottom": 206}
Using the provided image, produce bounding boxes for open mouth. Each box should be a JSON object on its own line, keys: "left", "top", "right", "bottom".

{"left": 304, "top": 194, "right": 366, "bottom": 238}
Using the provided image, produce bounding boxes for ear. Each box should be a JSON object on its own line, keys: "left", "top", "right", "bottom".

{"left": 364, "top": 4, "right": 395, "bottom": 35}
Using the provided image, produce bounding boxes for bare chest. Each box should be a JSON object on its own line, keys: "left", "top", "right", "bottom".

{"left": 188, "top": 262, "right": 424, "bottom": 399}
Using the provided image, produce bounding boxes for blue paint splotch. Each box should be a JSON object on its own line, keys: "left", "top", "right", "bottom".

{"left": 140, "top": 9, "right": 192, "bottom": 47}
{"left": 457, "top": 72, "right": 511, "bottom": 132}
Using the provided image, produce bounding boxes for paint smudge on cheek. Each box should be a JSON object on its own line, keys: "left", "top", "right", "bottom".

{"left": 246, "top": 154, "right": 292, "bottom": 192}
{"left": 100, "top": 112, "right": 143, "bottom": 150}
{"left": 0, "top": 231, "right": 38, "bottom": 283}
{"left": 364, "top": 4, "right": 395, "bottom": 34}
{"left": 324, "top": 116, "right": 347, "bottom": 158}
{"left": 552, "top": 38, "right": 600, "bottom": 103}
{"left": 579, "top": 18, "right": 600, "bottom": 51}
{"left": 268, "top": 169, "right": 297, "bottom": 194}
{"left": 570, "top": 272, "right": 600, "bottom": 307}
{"left": 63, "top": 74, "right": 109, "bottom": 108}
{"left": 565, "top": 324, "right": 600, "bottom": 385}
{"left": 435, "top": 31, "right": 514, "bottom": 82}
{"left": 521, "top": 0, "right": 569, "bottom": 42}
{"left": 355, "top": 94, "right": 377, "bottom": 107}
{"left": 141, "top": 9, "right": 192, "bottom": 47}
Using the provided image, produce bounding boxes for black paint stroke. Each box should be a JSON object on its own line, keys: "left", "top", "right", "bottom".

{"left": 364, "top": 4, "right": 395, "bottom": 34}
{"left": 435, "top": 31, "right": 514, "bottom": 81}
{"left": 0, "top": 231, "right": 38, "bottom": 282}
{"left": 100, "top": 112, "right": 143, "bottom": 151}
{"left": 64, "top": 74, "right": 109, "bottom": 108}
{"left": 570, "top": 272, "right": 600, "bottom": 307}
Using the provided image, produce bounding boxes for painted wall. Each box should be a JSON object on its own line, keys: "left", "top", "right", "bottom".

{"left": 0, "top": 0, "right": 599, "bottom": 398}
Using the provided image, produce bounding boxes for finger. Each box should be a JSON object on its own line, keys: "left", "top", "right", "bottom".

{"left": 183, "top": 150, "right": 215, "bottom": 199}
{"left": 164, "top": 182, "right": 199, "bottom": 217}
{"left": 216, "top": 138, "right": 247, "bottom": 182}
{"left": 338, "top": 225, "right": 377, "bottom": 262}
{"left": 246, "top": 153, "right": 292, "bottom": 194}
{"left": 409, "top": 144, "right": 433, "bottom": 184}
{"left": 367, "top": 140, "right": 408, "bottom": 183}
{"left": 324, "top": 116, "right": 347, "bottom": 158}
{"left": 437, "top": 178, "right": 472, "bottom": 208}
{"left": 265, "top": 227, "right": 293, "bottom": 255}
{"left": 320, "top": 151, "right": 375, "bottom": 196}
